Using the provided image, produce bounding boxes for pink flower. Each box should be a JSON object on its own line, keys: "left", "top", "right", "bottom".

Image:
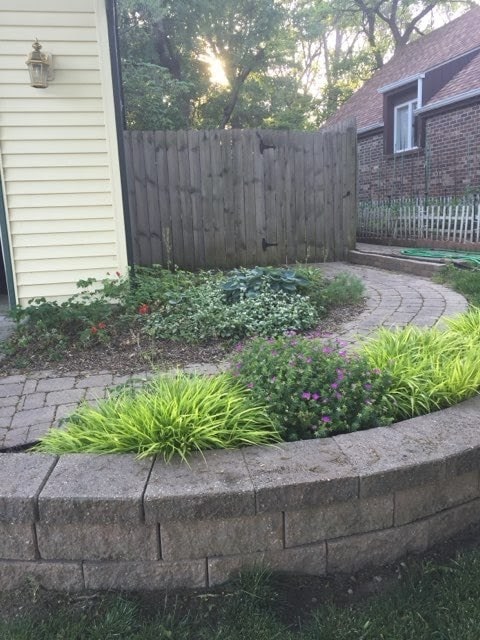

{"left": 301, "top": 392, "right": 311, "bottom": 400}
{"left": 321, "top": 416, "right": 332, "bottom": 423}
{"left": 138, "top": 303, "right": 150, "bottom": 315}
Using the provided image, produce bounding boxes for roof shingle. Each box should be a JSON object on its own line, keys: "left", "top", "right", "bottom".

{"left": 326, "top": 7, "right": 480, "bottom": 129}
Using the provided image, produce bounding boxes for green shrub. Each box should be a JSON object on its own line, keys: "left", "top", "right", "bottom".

{"left": 361, "top": 323, "right": 480, "bottom": 419}
{"left": 231, "top": 335, "right": 393, "bottom": 441}
{"left": 35, "top": 373, "right": 280, "bottom": 460}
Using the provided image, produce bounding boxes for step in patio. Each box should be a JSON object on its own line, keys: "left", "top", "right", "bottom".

{"left": 348, "top": 249, "right": 443, "bottom": 278}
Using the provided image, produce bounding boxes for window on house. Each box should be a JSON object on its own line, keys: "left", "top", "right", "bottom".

{"left": 394, "top": 99, "right": 417, "bottom": 152}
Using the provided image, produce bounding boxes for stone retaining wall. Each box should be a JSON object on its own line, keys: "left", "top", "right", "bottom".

{"left": 1, "top": 397, "right": 480, "bottom": 592}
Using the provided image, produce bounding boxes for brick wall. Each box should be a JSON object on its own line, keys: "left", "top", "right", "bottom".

{"left": 358, "top": 102, "right": 480, "bottom": 201}
{"left": 1, "top": 396, "right": 480, "bottom": 592}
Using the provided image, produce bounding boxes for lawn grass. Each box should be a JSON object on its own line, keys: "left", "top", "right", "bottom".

{"left": 435, "top": 264, "right": 480, "bottom": 306}
{"left": 2, "top": 547, "right": 480, "bottom": 639}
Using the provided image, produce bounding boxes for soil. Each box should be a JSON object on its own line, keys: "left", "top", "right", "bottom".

{"left": 0, "top": 304, "right": 361, "bottom": 376}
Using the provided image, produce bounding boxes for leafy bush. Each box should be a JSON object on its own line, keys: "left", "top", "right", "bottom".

{"left": 147, "top": 284, "right": 319, "bottom": 342}
{"left": 231, "top": 335, "right": 393, "bottom": 441}
{"left": 361, "top": 322, "right": 480, "bottom": 419}
{"left": 35, "top": 373, "right": 280, "bottom": 460}
{"left": 222, "top": 266, "right": 311, "bottom": 303}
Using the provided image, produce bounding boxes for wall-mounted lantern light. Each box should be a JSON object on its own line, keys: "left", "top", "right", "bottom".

{"left": 25, "top": 39, "right": 54, "bottom": 88}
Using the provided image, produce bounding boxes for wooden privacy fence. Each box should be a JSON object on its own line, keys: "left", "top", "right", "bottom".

{"left": 123, "top": 123, "right": 356, "bottom": 269}
{"left": 358, "top": 198, "right": 480, "bottom": 243}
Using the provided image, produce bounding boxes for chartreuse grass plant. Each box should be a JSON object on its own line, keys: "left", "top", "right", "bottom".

{"left": 361, "top": 317, "right": 480, "bottom": 420}
{"left": 35, "top": 373, "right": 280, "bottom": 460}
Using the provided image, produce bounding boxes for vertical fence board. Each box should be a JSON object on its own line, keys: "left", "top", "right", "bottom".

{"left": 243, "top": 130, "right": 257, "bottom": 267}
{"left": 231, "top": 129, "right": 247, "bottom": 266}
{"left": 177, "top": 130, "right": 195, "bottom": 269}
{"left": 199, "top": 130, "right": 215, "bottom": 267}
{"left": 220, "top": 130, "right": 236, "bottom": 268}
{"left": 131, "top": 131, "right": 151, "bottom": 265}
{"left": 314, "top": 132, "right": 328, "bottom": 261}
{"left": 153, "top": 131, "right": 173, "bottom": 267}
{"left": 165, "top": 131, "right": 184, "bottom": 267}
{"left": 143, "top": 131, "right": 162, "bottom": 264}
{"left": 187, "top": 130, "right": 205, "bottom": 268}
{"left": 263, "top": 132, "right": 280, "bottom": 264}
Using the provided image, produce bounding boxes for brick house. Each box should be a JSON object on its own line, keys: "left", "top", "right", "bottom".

{"left": 327, "top": 7, "right": 480, "bottom": 202}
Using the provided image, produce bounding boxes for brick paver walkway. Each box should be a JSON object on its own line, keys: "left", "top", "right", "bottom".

{"left": 0, "top": 264, "right": 468, "bottom": 451}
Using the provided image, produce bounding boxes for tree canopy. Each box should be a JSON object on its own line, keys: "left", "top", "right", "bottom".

{"left": 117, "top": 0, "right": 471, "bottom": 130}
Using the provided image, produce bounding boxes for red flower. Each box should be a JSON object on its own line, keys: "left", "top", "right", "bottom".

{"left": 90, "top": 326, "right": 98, "bottom": 334}
{"left": 138, "top": 303, "right": 150, "bottom": 315}
{"left": 97, "top": 322, "right": 106, "bottom": 330}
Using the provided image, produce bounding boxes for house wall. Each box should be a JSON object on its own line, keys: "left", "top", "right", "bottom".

{"left": 0, "top": 0, "right": 128, "bottom": 306}
{"left": 358, "top": 102, "right": 480, "bottom": 201}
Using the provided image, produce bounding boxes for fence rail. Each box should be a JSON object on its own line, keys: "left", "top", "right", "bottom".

{"left": 124, "top": 123, "right": 357, "bottom": 269}
{"left": 358, "top": 200, "right": 480, "bottom": 243}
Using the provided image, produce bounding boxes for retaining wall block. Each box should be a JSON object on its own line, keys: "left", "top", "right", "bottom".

{"left": 36, "top": 522, "right": 160, "bottom": 561}
{"left": 0, "top": 560, "right": 84, "bottom": 591}
{"left": 161, "top": 512, "right": 283, "bottom": 561}
{"left": 38, "top": 454, "right": 154, "bottom": 524}
{"left": 334, "top": 422, "right": 448, "bottom": 498}
{"left": 242, "top": 439, "right": 358, "bottom": 513}
{"left": 0, "top": 523, "right": 37, "bottom": 560}
{"left": 0, "top": 453, "right": 57, "bottom": 523}
{"left": 144, "top": 449, "right": 255, "bottom": 523}
{"left": 395, "top": 471, "right": 480, "bottom": 526}
{"left": 83, "top": 560, "right": 207, "bottom": 591}
{"left": 208, "top": 544, "right": 327, "bottom": 586}
{"left": 285, "top": 494, "right": 394, "bottom": 548}
{"left": 326, "top": 520, "right": 429, "bottom": 574}
{"left": 424, "top": 498, "right": 480, "bottom": 547}
{"left": 392, "top": 402, "right": 480, "bottom": 478}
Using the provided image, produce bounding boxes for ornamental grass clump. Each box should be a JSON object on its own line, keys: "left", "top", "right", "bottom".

{"left": 35, "top": 373, "right": 280, "bottom": 461}
{"left": 361, "top": 320, "right": 480, "bottom": 420}
{"left": 231, "top": 335, "right": 392, "bottom": 441}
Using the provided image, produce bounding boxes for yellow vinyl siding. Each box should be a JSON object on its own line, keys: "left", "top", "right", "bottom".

{"left": 0, "top": 0, "right": 128, "bottom": 305}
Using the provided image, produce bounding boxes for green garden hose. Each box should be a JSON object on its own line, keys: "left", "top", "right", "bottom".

{"left": 401, "top": 248, "right": 480, "bottom": 266}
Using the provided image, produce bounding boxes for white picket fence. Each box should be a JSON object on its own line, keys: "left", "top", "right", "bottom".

{"left": 358, "top": 201, "right": 480, "bottom": 243}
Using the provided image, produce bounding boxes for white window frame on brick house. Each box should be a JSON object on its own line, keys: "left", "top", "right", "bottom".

{"left": 394, "top": 99, "right": 418, "bottom": 152}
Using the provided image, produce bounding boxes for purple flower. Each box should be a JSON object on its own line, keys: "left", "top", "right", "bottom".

{"left": 321, "top": 416, "right": 332, "bottom": 423}
{"left": 330, "top": 383, "right": 338, "bottom": 389}
{"left": 301, "top": 392, "right": 312, "bottom": 400}
{"left": 305, "top": 357, "right": 312, "bottom": 364}
{"left": 312, "top": 393, "right": 320, "bottom": 401}
{"left": 247, "top": 382, "right": 254, "bottom": 389}
{"left": 234, "top": 342, "right": 244, "bottom": 352}
{"left": 338, "top": 350, "right": 347, "bottom": 357}
{"left": 336, "top": 369, "right": 345, "bottom": 379}
{"left": 322, "top": 346, "right": 333, "bottom": 354}
{"left": 364, "top": 383, "right": 372, "bottom": 390}
{"left": 271, "top": 350, "right": 278, "bottom": 357}
{"left": 372, "top": 368, "right": 382, "bottom": 375}
{"left": 335, "top": 392, "right": 343, "bottom": 400}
